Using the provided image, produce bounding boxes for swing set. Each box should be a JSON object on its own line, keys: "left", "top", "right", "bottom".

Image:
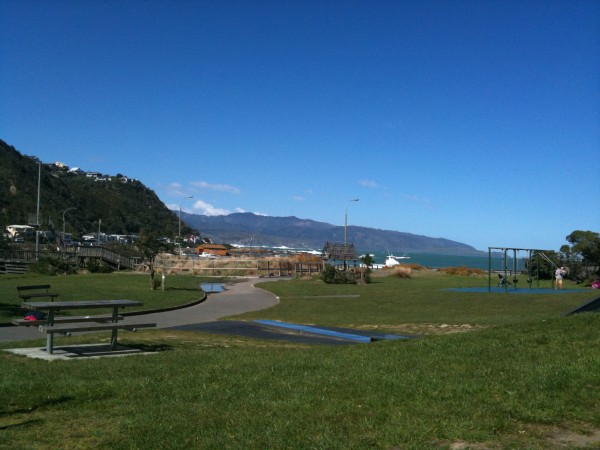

{"left": 488, "top": 247, "right": 559, "bottom": 292}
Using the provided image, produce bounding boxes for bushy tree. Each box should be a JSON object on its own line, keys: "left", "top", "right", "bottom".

{"left": 320, "top": 264, "right": 357, "bottom": 284}
{"left": 561, "top": 230, "right": 600, "bottom": 281}
{"left": 136, "top": 231, "right": 172, "bottom": 289}
{"left": 526, "top": 251, "right": 559, "bottom": 280}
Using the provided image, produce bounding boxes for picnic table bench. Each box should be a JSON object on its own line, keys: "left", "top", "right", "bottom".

{"left": 18, "top": 300, "right": 156, "bottom": 354}
{"left": 17, "top": 284, "right": 60, "bottom": 302}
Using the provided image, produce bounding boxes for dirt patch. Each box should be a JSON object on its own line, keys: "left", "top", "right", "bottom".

{"left": 546, "top": 427, "right": 600, "bottom": 448}
{"left": 358, "top": 323, "right": 488, "bottom": 335}
{"left": 445, "top": 441, "right": 493, "bottom": 449}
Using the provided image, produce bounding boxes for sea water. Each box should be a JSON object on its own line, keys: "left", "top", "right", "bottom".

{"left": 364, "top": 251, "right": 527, "bottom": 270}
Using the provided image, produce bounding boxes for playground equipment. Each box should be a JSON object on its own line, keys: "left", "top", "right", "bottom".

{"left": 488, "top": 247, "right": 558, "bottom": 292}
{"left": 497, "top": 273, "right": 512, "bottom": 288}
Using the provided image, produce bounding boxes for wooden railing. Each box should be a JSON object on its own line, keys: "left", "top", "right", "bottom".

{"left": 0, "top": 247, "right": 139, "bottom": 273}
{"left": 76, "top": 246, "right": 137, "bottom": 269}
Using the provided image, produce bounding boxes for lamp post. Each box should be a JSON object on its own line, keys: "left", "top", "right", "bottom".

{"left": 62, "top": 207, "right": 77, "bottom": 246}
{"left": 35, "top": 161, "right": 41, "bottom": 259}
{"left": 344, "top": 198, "right": 359, "bottom": 245}
{"left": 178, "top": 196, "right": 193, "bottom": 239}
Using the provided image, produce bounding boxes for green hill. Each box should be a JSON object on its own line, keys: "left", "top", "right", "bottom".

{"left": 0, "top": 139, "right": 194, "bottom": 239}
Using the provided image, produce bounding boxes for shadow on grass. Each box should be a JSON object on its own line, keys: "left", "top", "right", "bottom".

{"left": 0, "top": 418, "right": 43, "bottom": 430}
{"left": 0, "top": 302, "right": 26, "bottom": 319}
{"left": 128, "top": 343, "right": 173, "bottom": 353}
{"left": 0, "top": 395, "right": 76, "bottom": 431}
{"left": 164, "top": 287, "right": 202, "bottom": 292}
{"left": 1, "top": 395, "right": 76, "bottom": 418}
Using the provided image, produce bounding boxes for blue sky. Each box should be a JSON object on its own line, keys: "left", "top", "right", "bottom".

{"left": 1, "top": 0, "right": 598, "bottom": 251}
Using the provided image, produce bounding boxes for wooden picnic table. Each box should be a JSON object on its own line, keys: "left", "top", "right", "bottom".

{"left": 21, "top": 300, "right": 155, "bottom": 354}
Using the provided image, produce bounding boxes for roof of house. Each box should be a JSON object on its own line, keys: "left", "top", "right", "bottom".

{"left": 322, "top": 241, "right": 359, "bottom": 261}
{"left": 198, "top": 244, "right": 228, "bottom": 250}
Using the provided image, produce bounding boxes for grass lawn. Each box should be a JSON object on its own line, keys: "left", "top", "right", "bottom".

{"left": 0, "top": 272, "right": 220, "bottom": 323}
{"left": 1, "top": 269, "right": 599, "bottom": 449}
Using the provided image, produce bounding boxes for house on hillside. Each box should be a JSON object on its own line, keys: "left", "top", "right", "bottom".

{"left": 6, "top": 225, "right": 35, "bottom": 240}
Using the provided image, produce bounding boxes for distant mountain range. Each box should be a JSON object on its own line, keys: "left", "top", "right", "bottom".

{"left": 1, "top": 138, "right": 481, "bottom": 255}
{"left": 181, "top": 212, "right": 484, "bottom": 255}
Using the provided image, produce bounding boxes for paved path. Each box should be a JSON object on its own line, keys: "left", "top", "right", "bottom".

{"left": 0, "top": 278, "right": 281, "bottom": 343}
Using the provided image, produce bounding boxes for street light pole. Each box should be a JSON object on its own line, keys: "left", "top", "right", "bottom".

{"left": 344, "top": 198, "right": 359, "bottom": 245}
{"left": 178, "top": 196, "right": 193, "bottom": 239}
{"left": 35, "top": 161, "right": 41, "bottom": 259}
{"left": 62, "top": 207, "right": 77, "bottom": 246}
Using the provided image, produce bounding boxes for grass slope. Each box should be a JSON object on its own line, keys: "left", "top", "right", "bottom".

{"left": 1, "top": 271, "right": 599, "bottom": 449}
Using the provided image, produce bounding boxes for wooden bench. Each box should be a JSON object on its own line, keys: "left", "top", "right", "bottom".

{"left": 39, "top": 322, "right": 156, "bottom": 336}
{"left": 17, "top": 285, "right": 60, "bottom": 302}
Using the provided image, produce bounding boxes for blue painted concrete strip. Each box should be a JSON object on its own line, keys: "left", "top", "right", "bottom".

{"left": 254, "top": 320, "right": 372, "bottom": 343}
{"left": 200, "top": 283, "right": 225, "bottom": 293}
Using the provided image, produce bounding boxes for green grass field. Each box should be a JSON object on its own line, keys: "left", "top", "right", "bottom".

{"left": 1, "top": 270, "right": 599, "bottom": 449}
{"left": 0, "top": 272, "right": 212, "bottom": 323}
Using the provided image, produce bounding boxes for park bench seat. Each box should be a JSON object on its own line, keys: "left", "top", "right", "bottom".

{"left": 17, "top": 285, "right": 59, "bottom": 301}
{"left": 39, "top": 322, "right": 157, "bottom": 335}
{"left": 12, "top": 314, "right": 124, "bottom": 327}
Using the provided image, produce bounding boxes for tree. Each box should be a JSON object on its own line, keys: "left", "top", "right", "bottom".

{"left": 135, "top": 231, "right": 172, "bottom": 290}
{"left": 360, "top": 253, "right": 374, "bottom": 268}
{"left": 527, "top": 251, "right": 559, "bottom": 280}
{"left": 561, "top": 230, "right": 600, "bottom": 278}
{"left": 359, "top": 254, "right": 373, "bottom": 283}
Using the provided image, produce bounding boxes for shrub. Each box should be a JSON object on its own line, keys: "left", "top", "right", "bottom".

{"left": 439, "top": 266, "right": 485, "bottom": 276}
{"left": 320, "top": 265, "right": 357, "bottom": 284}
{"left": 87, "top": 260, "right": 113, "bottom": 273}
{"left": 394, "top": 267, "right": 412, "bottom": 279}
{"left": 28, "top": 257, "right": 74, "bottom": 276}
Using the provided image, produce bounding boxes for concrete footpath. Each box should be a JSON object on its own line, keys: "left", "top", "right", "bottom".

{"left": 0, "top": 277, "right": 282, "bottom": 343}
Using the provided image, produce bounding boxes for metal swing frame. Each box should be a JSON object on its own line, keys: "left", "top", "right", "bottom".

{"left": 488, "top": 247, "right": 556, "bottom": 292}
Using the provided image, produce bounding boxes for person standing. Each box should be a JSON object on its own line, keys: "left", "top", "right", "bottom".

{"left": 555, "top": 267, "right": 567, "bottom": 289}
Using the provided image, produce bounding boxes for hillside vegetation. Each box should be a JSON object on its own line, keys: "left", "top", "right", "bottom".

{"left": 0, "top": 139, "right": 194, "bottom": 239}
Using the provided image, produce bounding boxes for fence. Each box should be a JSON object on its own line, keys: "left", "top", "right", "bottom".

{"left": 0, "top": 247, "right": 138, "bottom": 273}
{"left": 152, "top": 256, "right": 323, "bottom": 277}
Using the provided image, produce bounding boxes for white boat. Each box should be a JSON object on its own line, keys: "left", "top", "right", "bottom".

{"left": 385, "top": 254, "right": 410, "bottom": 267}
{"left": 360, "top": 253, "right": 410, "bottom": 269}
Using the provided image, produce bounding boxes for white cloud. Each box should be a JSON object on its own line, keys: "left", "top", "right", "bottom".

{"left": 292, "top": 195, "right": 304, "bottom": 201}
{"left": 190, "top": 180, "right": 241, "bottom": 194}
{"left": 359, "top": 179, "right": 379, "bottom": 189}
{"left": 192, "top": 200, "right": 231, "bottom": 216}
